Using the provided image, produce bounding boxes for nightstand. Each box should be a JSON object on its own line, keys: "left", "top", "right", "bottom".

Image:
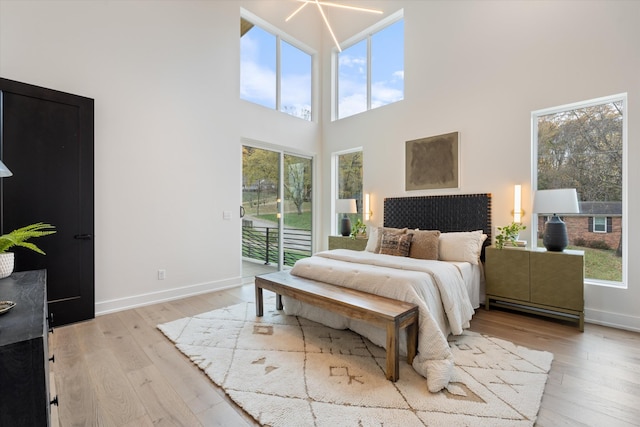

{"left": 328, "top": 235, "right": 368, "bottom": 251}
{"left": 485, "top": 246, "right": 585, "bottom": 331}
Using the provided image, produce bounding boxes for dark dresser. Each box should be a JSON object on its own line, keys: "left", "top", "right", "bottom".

{"left": 0, "top": 270, "right": 56, "bottom": 426}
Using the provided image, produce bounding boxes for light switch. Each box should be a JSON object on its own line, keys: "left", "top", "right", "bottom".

{"left": 223, "top": 211, "right": 232, "bottom": 220}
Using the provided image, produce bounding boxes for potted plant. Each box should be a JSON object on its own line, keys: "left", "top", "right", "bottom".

{"left": 495, "top": 222, "right": 526, "bottom": 249}
{"left": 350, "top": 219, "right": 367, "bottom": 239}
{"left": 0, "top": 222, "right": 56, "bottom": 279}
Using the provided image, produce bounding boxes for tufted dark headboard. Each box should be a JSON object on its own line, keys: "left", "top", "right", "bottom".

{"left": 384, "top": 193, "right": 492, "bottom": 259}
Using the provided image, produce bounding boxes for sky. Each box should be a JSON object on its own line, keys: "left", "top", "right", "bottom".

{"left": 241, "top": 15, "right": 404, "bottom": 121}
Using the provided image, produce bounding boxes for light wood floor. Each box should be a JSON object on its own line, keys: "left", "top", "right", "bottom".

{"left": 51, "top": 283, "right": 640, "bottom": 427}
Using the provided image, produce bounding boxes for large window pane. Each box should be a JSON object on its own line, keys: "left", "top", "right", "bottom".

{"left": 336, "top": 151, "right": 363, "bottom": 234}
{"left": 338, "top": 40, "right": 367, "bottom": 119}
{"left": 535, "top": 98, "right": 624, "bottom": 285}
{"left": 281, "top": 41, "right": 312, "bottom": 120}
{"left": 371, "top": 19, "right": 404, "bottom": 109}
{"left": 240, "top": 25, "right": 276, "bottom": 109}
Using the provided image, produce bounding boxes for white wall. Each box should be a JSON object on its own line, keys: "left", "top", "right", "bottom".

{"left": 0, "top": 0, "right": 321, "bottom": 313}
{"left": 2, "top": 0, "right": 639, "bottom": 331}
{"left": 321, "top": 0, "right": 640, "bottom": 331}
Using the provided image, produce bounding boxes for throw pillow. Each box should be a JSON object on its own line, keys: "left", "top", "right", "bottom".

{"left": 408, "top": 229, "right": 441, "bottom": 260}
{"left": 379, "top": 231, "right": 413, "bottom": 257}
{"left": 365, "top": 227, "right": 408, "bottom": 253}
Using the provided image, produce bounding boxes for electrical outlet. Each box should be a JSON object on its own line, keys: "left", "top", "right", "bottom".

{"left": 158, "top": 269, "right": 166, "bottom": 280}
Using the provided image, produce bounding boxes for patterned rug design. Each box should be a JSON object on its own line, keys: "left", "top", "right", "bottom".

{"left": 158, "top": 298, "right": 553, "bottom": 426}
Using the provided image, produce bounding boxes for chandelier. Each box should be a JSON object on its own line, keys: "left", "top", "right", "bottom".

{"left": 286, "top": 0, "right": 383, "bottom": 52}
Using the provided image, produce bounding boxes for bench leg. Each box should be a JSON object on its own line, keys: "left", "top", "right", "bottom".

{"left": 385, "top": 321, "right": 399, "bottom": 382}
{"left": 276, "top": 294, "right": 283, "bottom": 310}
{"left": 255, "top": 285, "right": 264, "bottom": 317}
{"left": 406, "top": 319, "right": 418, "bottom": 365}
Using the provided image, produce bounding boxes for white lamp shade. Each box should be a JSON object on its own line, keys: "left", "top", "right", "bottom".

{"left": 533, "top": 189, "right": 580, "bottom": 214}
{"left": 335, "top": 198, "right": 357, "bottom": 214}
{"left": 0, "top": 160, "right": 13, "bottom": 177}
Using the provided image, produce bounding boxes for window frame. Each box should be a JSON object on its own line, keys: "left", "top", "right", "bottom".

{"left": 531, "top": 93, "right": 628, "bottom": 289}
{"left": 240, "top": 9, "right": 316, "bottom": 121}
{"left": 332, "top": 9, "right": 404, "bottom": 121}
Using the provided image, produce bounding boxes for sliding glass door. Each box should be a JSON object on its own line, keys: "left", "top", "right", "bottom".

{"left": 242, "top": 145, "right": 312, "bottom": 279}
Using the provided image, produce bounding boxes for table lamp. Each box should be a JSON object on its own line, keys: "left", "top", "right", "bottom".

{"left": 336, "top": 199, "right": 357, "bottom": 237}
{"left": 533, "top": 189, "right": 580, "bottom": 251}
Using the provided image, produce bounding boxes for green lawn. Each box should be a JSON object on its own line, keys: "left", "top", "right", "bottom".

{"left": 573, "top": 246, "right": 623, "bottom": 282}
{"left": 255, "top": 211, "right": 312, "bottom": 230}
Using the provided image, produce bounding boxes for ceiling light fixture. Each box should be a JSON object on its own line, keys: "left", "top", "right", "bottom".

{"left": 286, "top": 0, "right": 383, "bottom": 52}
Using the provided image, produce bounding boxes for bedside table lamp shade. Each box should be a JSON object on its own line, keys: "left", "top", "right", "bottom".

{"left": 533, "top": 189, "right": 580, "bottom": 251}
{"left": 336, "top": 199, "right": 357, "bottom": 237}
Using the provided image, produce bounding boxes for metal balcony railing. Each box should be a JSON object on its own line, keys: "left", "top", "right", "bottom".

{"left": 242, "top": 225, "right": 311, "bottom": 267}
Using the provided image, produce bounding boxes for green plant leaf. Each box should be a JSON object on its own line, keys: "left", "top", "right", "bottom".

{"left": 0, "top": 222, "right": 56, "bottom": 255}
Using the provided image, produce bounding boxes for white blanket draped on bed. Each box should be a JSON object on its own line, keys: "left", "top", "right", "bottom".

{"left": 285, "top": 249, "right": 475, "bottom": 392}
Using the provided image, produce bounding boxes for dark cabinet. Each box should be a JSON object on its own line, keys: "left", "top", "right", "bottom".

{"left": 0, "top": 270, "right": 56, "bottom": 426}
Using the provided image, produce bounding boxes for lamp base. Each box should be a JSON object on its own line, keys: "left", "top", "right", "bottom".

{"left": 543, "top": 214, "right": 569, "bottom": 251}
{"left": 340, "top": 216, "right": 351, "bottom": 237}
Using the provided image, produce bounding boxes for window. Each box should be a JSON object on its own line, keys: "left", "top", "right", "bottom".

{"left": 336, "top": 12, "right": 404, "bottom": 120}
{"left": 240, "top": 12, "right": 313, "bottom": 121}
{"left": 533, "top": 94, "right": 626, "bottom": 286}
{"left": 592, "top": 217, "right": 607, "bottom": 233}
{"left": 333, "top": 149, "right": 363, "bottom": 234}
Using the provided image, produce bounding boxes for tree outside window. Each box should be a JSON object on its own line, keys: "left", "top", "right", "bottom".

{"left": 336, "top": 151, "right": 363, "bottom": 233}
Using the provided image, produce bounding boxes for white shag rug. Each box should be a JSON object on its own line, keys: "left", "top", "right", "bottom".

{"left": 158, "top": 298, "right": 553, "bottom": 426}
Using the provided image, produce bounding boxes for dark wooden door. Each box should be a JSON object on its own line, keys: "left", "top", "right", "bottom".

{"left": 0, "top": 78, "right": 94, "bottom": 326}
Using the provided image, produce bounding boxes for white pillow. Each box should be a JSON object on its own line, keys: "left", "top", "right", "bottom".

{"left": 365, "top": 227, "right": 379, "bottom": 252}
{"left": 438, "top": 230, "right": 487, "bottom": 265}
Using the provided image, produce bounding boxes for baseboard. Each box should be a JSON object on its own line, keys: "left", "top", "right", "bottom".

{"left": 95, "top": 276, "right": 243, "bottom": 316}
{"left": 585, "top": 307, "right": 640, "bottom": 333}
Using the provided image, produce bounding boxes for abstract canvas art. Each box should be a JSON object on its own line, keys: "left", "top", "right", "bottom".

{"left": 406, "top": 132, "right": 459, "bottom": 190}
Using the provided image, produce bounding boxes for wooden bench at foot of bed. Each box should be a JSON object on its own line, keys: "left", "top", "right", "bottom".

{"left": 254, "top": 270, "right": 419, "bottom": 382}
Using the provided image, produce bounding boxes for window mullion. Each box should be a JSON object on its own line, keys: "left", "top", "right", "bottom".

{"left": 367, "top": 35, "right": 372, "bottom": 111}
{"left": 276, "top": 36, "right": 282, "bottom": 112}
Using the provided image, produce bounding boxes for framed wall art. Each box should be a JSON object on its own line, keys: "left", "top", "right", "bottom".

{"left": 405, "top": 131, "right": 459, "bottom": 190}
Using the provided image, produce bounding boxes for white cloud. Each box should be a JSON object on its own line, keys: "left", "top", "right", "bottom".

{"left": 240, "top": 33, "right": 275, "bottom": 107}
{"left": 393, "top": 70, "right": 404, "bottom": 80}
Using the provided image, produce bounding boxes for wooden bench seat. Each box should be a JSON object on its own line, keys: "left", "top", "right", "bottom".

{"left": 254, "top": 270, "right": 419, "bottom": 382}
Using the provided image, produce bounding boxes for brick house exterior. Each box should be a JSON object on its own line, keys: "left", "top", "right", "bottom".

{"left": 537, "top": 201, "right": 622, "bottom": 251}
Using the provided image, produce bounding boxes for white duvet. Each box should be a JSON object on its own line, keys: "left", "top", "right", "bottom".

{"left": 285, "top": 249, "right": 475, "bottom": 392}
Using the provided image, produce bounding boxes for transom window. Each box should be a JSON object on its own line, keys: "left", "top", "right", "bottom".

{"left": 240, "top": 11, "right": 313, "bottom": 121}
{"left": 335, "top": 11, "right": 404, "bottom": 120}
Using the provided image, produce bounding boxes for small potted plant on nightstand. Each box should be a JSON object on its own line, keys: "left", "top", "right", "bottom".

{"left": 350, "top": 219, "right": 367, "bottom": 239}
{"left": 0, "top": 222, "right": 56, "bottom": 279}
{"left": 495, "top": 222, "right": 526, "bottom": 249}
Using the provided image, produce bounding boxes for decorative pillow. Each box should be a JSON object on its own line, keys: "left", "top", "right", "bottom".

{"left": 364, "top": 227, "right": 379, "bottom": 252}
{"left": 379, "top": 232, "right": 413, "bottom": 257}
{"left": 365, "top": 227, "right": 408, "bottom": 253}
{"left": 438, "top": 230, "right": 487, "bottom": 265}
{"left": 408, "top": 229, "right": 441, "bottom": 260}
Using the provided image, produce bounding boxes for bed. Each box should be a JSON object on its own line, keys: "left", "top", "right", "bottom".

{"left": 284, "top": 193, "right": 492, "bottom": 392}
